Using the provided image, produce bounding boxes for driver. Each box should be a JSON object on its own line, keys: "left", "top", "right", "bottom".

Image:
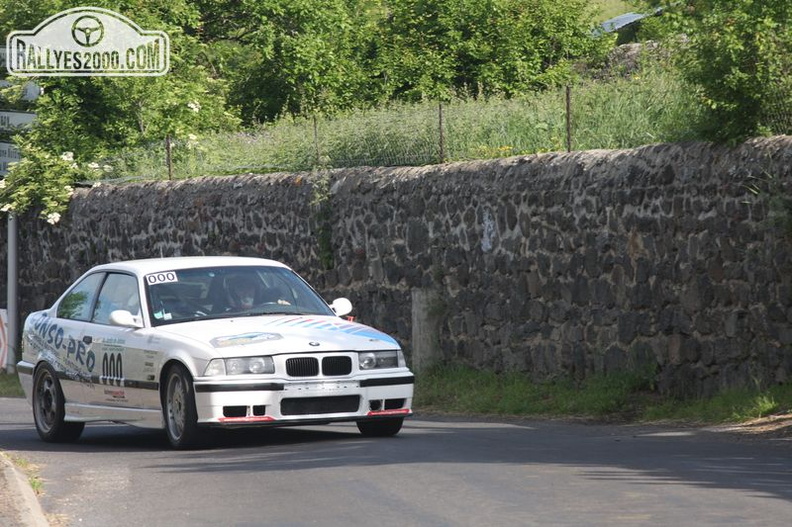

{"left": 226, "top": 275, "right": 258, "bottom": 310}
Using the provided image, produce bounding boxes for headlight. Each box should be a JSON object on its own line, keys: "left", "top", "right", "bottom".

{"left": 204, "top": 356, "right": 275, "bottom": 376}
{"left": 358, "top": 350, "right": 405, "bottom": 370}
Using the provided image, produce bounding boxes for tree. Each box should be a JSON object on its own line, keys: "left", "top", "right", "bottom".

{"left": 645, "top": 0, "right": 792, "bottom": 141}
{"left": 374, "top": 0, "right": 607, "bottom": 101}
{"left": 193, "top": 0, "right": 379, "bottom": 122}
{"left": 0, "top": 0, "right": 239, "bottom": 219}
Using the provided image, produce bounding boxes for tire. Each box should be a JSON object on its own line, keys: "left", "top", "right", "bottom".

{"left": 357, "top": 417, "right": 404, "bottom": 437}
{"left": 32, "top": 364, "right": 85, "bottom": 443}
{"left": 163, "top": 363, "right": 202, "bottom": 449}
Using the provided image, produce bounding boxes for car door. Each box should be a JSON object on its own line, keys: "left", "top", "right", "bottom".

{"left": 51, "top": 272, "right": 105, "bottom": 404}
{"left": 81, "top": 272, "right": 153, "bottom": 409}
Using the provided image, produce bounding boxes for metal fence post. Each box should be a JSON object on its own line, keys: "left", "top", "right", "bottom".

{"left": 165, "top": 135, "right": 173, "bottom": 180}
{"left": 438, "top": 102, "right": 445, "bottom": 164}
{"left": 566, "top": 85, "right": 572, "bottom": 153}
{"left": 313, "top": 115, "right": 321, "bottom": 167}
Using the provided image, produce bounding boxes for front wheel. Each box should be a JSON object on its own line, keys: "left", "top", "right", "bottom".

{"left": 163, "top": 363, "right": 202, "bottom": 449}
{"left": 32, "top": 364, "right": 84, "bottom": 443}
{"left": 357, "top": 417, "right": 404, "bottom": 437}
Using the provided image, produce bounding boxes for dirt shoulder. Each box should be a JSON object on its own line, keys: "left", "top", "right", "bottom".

{"left": 704, "top": 413, "right": 792, "bottom": 441}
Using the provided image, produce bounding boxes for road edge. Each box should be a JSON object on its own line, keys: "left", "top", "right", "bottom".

{"left": 0, "top": 452, "right": 50, "bottom": 527}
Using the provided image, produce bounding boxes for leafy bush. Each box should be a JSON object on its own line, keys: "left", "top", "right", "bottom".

{"left": 659, "top": 0, "right": 792, "bottom": 141}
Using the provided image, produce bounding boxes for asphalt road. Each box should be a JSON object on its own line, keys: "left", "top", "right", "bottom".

{"left": 2, "top": 397, "right": 792, "bottom": 527}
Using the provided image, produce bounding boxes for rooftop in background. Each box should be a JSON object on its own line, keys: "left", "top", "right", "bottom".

{"left": 598, "top": 8, "right": 663, "bottom": 35}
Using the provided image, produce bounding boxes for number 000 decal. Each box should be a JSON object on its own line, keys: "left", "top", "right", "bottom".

{"left": 102, "top": 352, "right": 123, "bottom": 386}
{"left": 145, "top": 272, "right": 179, "bottom": 285}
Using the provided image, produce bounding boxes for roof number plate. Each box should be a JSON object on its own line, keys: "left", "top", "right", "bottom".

{"left": 145, "top": 272, "right": 179, "bottom": 285}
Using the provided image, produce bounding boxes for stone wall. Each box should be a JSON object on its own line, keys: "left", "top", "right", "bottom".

{"left": 4, "top": 137, "right": 792, "bottom": 397}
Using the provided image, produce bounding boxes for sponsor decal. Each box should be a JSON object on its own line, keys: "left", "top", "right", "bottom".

{"left": 103, "top": 387, "right": 126, "bottom": 400}
{"left": 211, "top": 332, "right": 283, "bottom": 348}
{"left": 101, "top": 352, "right": 123, "bottom": 386}
{"left": 270, "top": 317, "right": 399, "bottom": 346}
{"left": 30, "top": 313, "right": 96, "bottom": 372}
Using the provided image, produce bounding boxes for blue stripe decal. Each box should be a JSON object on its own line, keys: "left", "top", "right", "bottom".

{"left": 271, "top": 316, "right": 399, "bottom": 346}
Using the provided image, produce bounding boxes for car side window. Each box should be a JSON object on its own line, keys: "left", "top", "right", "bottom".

{"left": 57, "top": 272, "right": 105, "bottom": 321}
{"left": 93, "top": 273, "right": 141, "bottom": 325}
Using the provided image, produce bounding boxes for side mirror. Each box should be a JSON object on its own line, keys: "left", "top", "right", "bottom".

{"left": 329, "top": 298, "right": 353, "bottom": 317}
{"left": 109, "top": 309, "right": 144, "bottom": 329}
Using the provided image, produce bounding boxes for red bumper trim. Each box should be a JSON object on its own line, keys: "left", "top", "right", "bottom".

{"left": 218, "top": 415, "right": 276, "bottom": 423}
{"left": 367, "top": 408, "right": 411, "bottom": 417}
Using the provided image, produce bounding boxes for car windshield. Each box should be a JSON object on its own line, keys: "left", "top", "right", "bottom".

{"left": 144, "top": 265, "right": 334, "bottom": 326}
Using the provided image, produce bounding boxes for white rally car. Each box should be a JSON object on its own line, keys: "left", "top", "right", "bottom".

{"left": 17, "top": 256, "right": 414, "bottom": 448}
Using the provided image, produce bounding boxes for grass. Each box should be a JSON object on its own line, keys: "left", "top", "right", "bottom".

{"left": 643, "top": 387, "right": 792, "bottom": 423}
{"left": 94, "top": 65, "right": 697, "bottom": 182}
{"left": 591, "top": 0, "right": 636, "bottom": 22}
{"left": 6, "top": 453, "right": 43, "bottom": 495}
{"left": 414, "top": 366, "right": 792, "bottom": 425}
{"left": 0, "top": 372, "right": 23, "bottom": 398}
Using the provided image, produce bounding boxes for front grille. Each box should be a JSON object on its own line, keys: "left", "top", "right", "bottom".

{"left": 281, "top": 395, "right": 360, "bottom": 416}
{"left": 286, "top": 356, "right": 353, "bottom": 377}
{"left": 322, "top": 356, "right": 352, "bottom": 376}
{"left": 286, "top": 357, "right": 319, "bottom": 377}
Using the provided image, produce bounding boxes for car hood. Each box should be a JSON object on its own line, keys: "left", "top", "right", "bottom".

{"left": 153, "top": 314, "right": 400, "bottom": 356}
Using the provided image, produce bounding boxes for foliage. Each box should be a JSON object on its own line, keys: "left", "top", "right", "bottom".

{"left": 193, "top": 0, "right": 380, "bottom": 122}
{"left": 0, "top": 139, "right": 95, "bottom": 222}
{"left": 590, "top": 0, "right": 636, "bottom": 22}
{"left": 0, "top": 372, "right": 23, "bottom": 398}
{"left": 0, "top": 0, "right": 240, "bottom": 219}
{"left": 414, "top": 365, "right": 654, "bottom": 419}
{"left": 644, "top": 0, "right": 792, "bottom": 142}
{"left": 414, "top": 365, "right": 792, "bottom": 424}
{"left": 375, "top": 0, "right": 610, "bottom": 101}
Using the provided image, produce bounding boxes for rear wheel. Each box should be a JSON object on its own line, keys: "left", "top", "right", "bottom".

{"left": 357, "top": 417, "right": 404, "bottom": 437}
{"left": 32, "top": 364, "right": 84, "bottom": 443}
{"left": 163, "top": 363, "right": 202, "bottom": 449}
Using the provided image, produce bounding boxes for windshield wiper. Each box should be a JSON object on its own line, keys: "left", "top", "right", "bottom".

{"left": 243, "top": 309, "right": 311, "bottom": 317}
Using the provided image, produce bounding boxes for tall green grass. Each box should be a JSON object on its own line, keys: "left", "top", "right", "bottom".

{"left": 0, "top": 372, "right": 23, "bottom": 398}
{"left": 591, "top": 0, "right": 635, "bottom": 22}
{"left": 414, "top": 366, "right": 792, "bottom": 424}
{"left": 95, "top": 66, "right": 696, "bottom": 182}
{"left": 414, "top": 365, "right": 656, "bottom": 420}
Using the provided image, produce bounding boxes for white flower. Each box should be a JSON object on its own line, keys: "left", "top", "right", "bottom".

{"left": 64, "top": 185, "right": 74, "bottom": 197}
{"left": 88, "top": 162, "right": 100, "bottom": 170}
{"left": 0, "top": 180, "right": 6, "bottom": 189}
{"left": 46, "top": 212, "right": 61, "bottom": 225}
{"left": 187, "top": 101, "right": 201, "bottom": 113}
{"left": 1, "top": 203, "right": 12, "bottom": 212}
{"left": 60, "top": 151, "right": 74, "bottom": 162}
{"left": 102, "top": 165, "right": 113, "bottom": 173}
{"left": 187, "top": 133, "right": 198, "bottom": 141}
{"left": 70, "top": 163, "right": 78, "bottom": 169}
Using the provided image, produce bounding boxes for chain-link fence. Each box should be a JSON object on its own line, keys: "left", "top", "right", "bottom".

{"left": 91, "top": 68, "right": 792, "bottom": 182}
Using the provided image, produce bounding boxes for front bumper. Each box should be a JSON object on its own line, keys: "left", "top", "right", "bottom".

{"left": 193, "top": 373, "right": 414, "bottom": 426}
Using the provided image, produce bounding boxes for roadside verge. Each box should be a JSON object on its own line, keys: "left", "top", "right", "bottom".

{"left": 0, "top": 452, "right": 49, "bottom": 527}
